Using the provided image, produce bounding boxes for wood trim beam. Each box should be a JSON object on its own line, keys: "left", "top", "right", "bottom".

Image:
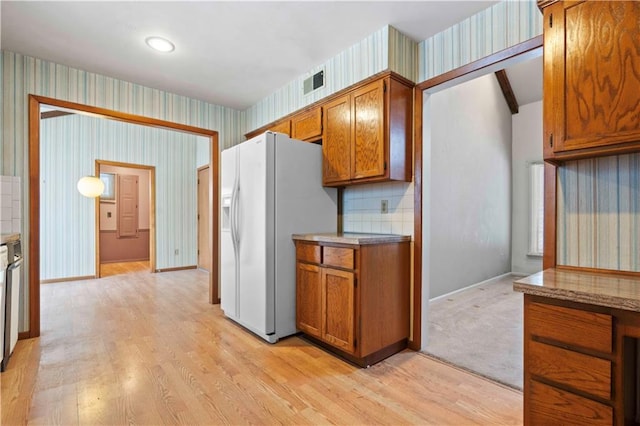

{"left": 411, "top": 35, "right": 544, "bottom": 350}
{"left": 409, "top": 86, "right": 423, "bottom": 351}
{"left": 494, "top": 70, "right": 519, "bottom": 114}
{"left": 28, "top": 94, "right": 220, "bottom": 339}
{"left": 416, "top": 35, "right": 543, "bottom": 91}
{"left": 40, "top": 110, "right": 74, "bottom": 120}
{"left": 31, "top": 95, "right": 218, "bottom": 137}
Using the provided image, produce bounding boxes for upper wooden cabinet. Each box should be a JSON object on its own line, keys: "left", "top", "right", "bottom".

{"left": 323, "top": 95, "right": 352, "bottom": 184}
{"left": 542, "top": 1, "right": 640, "bottom": 161}
{"left": 322, "top": 75, "right": 412, "bottom": 186}
{"left": 245, "top": 119, "right": 290, "bottom": 140}
{"left": 291, "top": 106, "right": 322, "bottom": 142}
{"left": 269, "top": 119, "right": 291, "bottom": 137}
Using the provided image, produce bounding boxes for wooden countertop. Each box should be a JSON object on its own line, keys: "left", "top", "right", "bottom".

{"left": 514, "top": 268, "right": 640, "bottom": 312}
{"left": 292, "top": 232, "right": 411, "bottom": 245}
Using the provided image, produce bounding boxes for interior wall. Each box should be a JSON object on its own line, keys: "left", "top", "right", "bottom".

{"left": 511, "top": 100, "right": 543, "bottom": 275}
{"left": 557, "top": 154, "right": 640, "bottom": 271}
{"left": 244, "top": 26, "right": 390, "bottom": 133}
{"left": 343, "top": 182, "right": 414, "bottom": 237}
{"left": 196, "top": 137, "right": 210, "bottom": 168}
{"left": 40, "top": 113, "right": 204, "bottom": 280}
{"left": 424, "top": 73, "right": 512, "bottom": 299}
{"left": 2, "top": 49, "right": 240, "bottom": 328}
{"left": 418, "top": 1, "right": 542, "bottom": 81}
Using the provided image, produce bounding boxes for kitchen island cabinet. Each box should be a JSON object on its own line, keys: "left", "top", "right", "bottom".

{"left": 514, "top": 269, "right": 640, "bottom": 425}
{"left": 293, "top": 233, "right": 410, "bottom": 367}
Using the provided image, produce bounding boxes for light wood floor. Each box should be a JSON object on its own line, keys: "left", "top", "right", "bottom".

{"left": 2, "top": 268, "right": 523, "bottom": 425}
{"left": 100, "top": 260, "right": 150, "bottom": 278}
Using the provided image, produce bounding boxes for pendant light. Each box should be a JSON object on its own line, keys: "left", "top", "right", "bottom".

{"left": 77, "top": 176, "right": 105, "bottom": 198}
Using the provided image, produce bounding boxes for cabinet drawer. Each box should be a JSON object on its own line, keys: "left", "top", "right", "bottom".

{"left": 528, "top": 302, "right": 612, "bottom": 354}
{"left": 529, "top": 340, "right": 611, "bottom": 400}
{"left": 323, "top": 247, "right": 354, "bottom": 269}
{"left": 529, "top": 380, "right": 612, "bottom": 425}
{"left": 296, "top": 243, "right": 320, "bottom": 264}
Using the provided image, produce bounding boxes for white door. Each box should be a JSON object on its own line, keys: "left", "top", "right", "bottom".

{"left": 220, "top": 146, "right": 238, "bottom": 318}
{"left": 237, "top": 136, "right": 274, "bottom": 334}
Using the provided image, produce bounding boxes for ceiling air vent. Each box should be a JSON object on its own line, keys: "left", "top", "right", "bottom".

{"left": 303, "top": 70, "right": 324, "bottom": 95}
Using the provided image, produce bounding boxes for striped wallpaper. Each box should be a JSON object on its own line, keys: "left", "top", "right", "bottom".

{"left": 1, "top": 49, "right": 243, "bottom": 286}
{"left": 244, "top": 26, "right": 390, "bottom": 133}
{"left": 418, "top": 0, "right": 542, "bottom": 81}
{"left": 243, "top": 25, "right": 418, "bottom": 134}
{"left": 389, "top": 26, "right": 419, "bottom": 83}
{"left": 40, "top": 114, "right": 206, "bottom": 280}
{"left": 557, "top": 155, "right": 640, "bottom": 272}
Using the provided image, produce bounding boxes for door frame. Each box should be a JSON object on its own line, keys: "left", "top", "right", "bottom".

{"left": 95, "top": 160, "right": 156, "bottom": 277}
{"left": 410, "top": 35, "right": 543, "bottom": 349}
{"left": 28, "top": 94, "right": 220, "bottom": 338}
{"left": 196, "top": 164, "right": 213, "bottom": 275}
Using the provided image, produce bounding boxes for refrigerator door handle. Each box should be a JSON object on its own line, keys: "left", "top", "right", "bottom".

{"left": 234, "top": 183, "right": 240, "bottom": 242}
{"left": 230, "top": 176, "right": 239, "bottom": 253}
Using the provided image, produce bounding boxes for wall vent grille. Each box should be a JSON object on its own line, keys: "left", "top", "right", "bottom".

{"left": 303, "top": 70, "right": 324, "bottom": 95}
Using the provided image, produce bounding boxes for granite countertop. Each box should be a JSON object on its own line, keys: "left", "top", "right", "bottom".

{"left": 514, "top": 268, "right": 640, "bottom": 312}
{"left": 292, "top": 232, "right": 411, "bottom": 245}
{"left": 0, "top": 233, "right": 20, "bottom": 245}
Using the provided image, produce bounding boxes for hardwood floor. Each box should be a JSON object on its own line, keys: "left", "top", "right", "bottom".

{"left": 2, "top": 269, "right": 523, "bottom": 425}
{"left": 100, "top": 261, "right": 150, "bottom": 277}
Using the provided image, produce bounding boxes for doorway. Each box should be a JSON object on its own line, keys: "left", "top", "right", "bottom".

{"left": 96, "top": 161, "right": 155, "bottom": 278}
{"left": 197, "top": 165, "right": 211, "bottom": 273}
{"left": 419, "top": 51, "right": 543, "bottom": 390}
{"left": 27, "top": 94, "right": 220, "bottom": 338}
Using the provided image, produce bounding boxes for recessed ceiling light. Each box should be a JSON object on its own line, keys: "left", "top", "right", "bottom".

{"left": 145, "top": 36, "right": 175, "bottom": 53}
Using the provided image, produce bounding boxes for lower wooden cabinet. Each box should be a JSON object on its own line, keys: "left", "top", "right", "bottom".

{"left": 296, "top": 262, "right": 322, "bottom": 338}
{"left": 294, "top": 239, "right": 410, "bottom": 367}
{"left": 524, "top": 295, "right": 619, "bottom": 425}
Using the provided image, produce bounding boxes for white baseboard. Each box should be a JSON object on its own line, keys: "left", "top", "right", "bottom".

{"left": 429, "top": 272, "right": 517, "bottom": 302}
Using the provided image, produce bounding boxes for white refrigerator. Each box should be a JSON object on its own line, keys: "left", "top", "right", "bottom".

{"left": 221, "top": 132, "right": 337, "bottom": 343}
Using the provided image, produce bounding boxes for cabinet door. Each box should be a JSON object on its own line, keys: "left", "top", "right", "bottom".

{"left": 322, "top": 95, "right": 352, "bottom": 185}
{"left": 270, "top": 120, "right": 291, "bottom": 137}
{"left": 292, "top": 107, "right": 322, "bottom": 142}
{"left": 321, "top": 268, "right": 356, "bottom": 353}
{"left": 296, "top": 262, "right": 322, "bottom": 338}
{"left": 547, "top": 1, "right": 640, "bottom": 155}
{"left": 351, "top": 79, "right": 385, "bottom": 179}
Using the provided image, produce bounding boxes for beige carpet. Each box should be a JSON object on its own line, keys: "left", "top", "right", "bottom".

{"left": 423, "top": 274, "right": 523, "bottom": 390}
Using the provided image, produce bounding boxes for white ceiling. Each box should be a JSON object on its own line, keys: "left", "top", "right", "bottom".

{"left": 2, "top": 1, "right": 503, "bottom": 110}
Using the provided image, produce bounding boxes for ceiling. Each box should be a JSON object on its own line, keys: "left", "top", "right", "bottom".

{"left": 2, "top": 1, "right": 506, "bottom": 111}
{"left": 3, "top": 1, "right": 541, "bottom": 111}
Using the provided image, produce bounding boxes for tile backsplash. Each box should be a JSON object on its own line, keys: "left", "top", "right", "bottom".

{"left": 343, "top": 181, "right": 414, "bottom": 237}
{"left": 0, "top": 176, "right": 21, "bottom": 234}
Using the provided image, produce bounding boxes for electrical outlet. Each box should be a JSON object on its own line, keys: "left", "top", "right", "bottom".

{"left": 381, "top": 200, "right": 388, "bottom": 214}
{"left": 174, "top": 249, "right": 179, "bottom": 255}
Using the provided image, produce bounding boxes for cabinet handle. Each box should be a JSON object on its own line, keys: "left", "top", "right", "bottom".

{"left": 549, "top": 13, "right": 553, "bottom": 28}
{"left": 549, "top": 134, "right": 554, "bottom": 148}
